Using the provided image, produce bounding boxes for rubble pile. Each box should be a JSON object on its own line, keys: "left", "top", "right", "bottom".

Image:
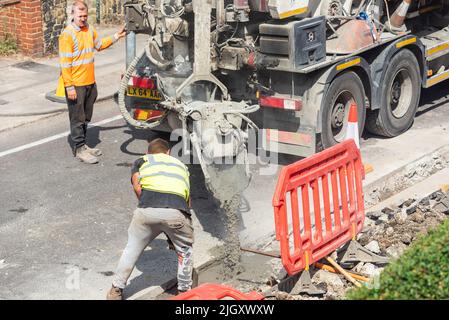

{"left": 359, "top": 190, "right": 449, "bottom": 257}
{"left": 230, "top": 190, "right": 449, "bottom": 300}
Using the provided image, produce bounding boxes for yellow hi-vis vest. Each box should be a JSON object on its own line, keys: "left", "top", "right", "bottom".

{"left": 139, "top": 153, "right": 190, "bottom": 201}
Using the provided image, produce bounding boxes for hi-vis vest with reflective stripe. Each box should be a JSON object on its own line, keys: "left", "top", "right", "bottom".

{"left": 139, "top": 154, "right": 190, "bottom": 201}
{"left": 58, "top": 23, "right": 115, "bottom": 88}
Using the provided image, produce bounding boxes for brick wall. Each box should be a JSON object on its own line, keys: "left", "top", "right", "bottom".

{"left": 0, "top": 0, "right": 124, "bottom": 56}
{"left": 0, "top": 0, "right": 44, "bottom": 56}
{"left": 0, "top": 1, "right": 21, "bottom": 40}
{"left": 21, "top": 0, "right": 44, "bottom": 56}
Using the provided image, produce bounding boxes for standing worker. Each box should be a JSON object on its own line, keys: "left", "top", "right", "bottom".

{"left": 107, "top": 138, "right": 194, "bottom": 300}
{"left": 59, "top": 1, "right": 126, "bottom": 164}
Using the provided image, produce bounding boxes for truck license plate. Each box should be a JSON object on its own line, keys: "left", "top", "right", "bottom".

{"left": 127, "top": 86, "right": 162, "bottom": 100}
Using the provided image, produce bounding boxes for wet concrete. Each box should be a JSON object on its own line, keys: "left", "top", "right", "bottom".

{"left": 153, "top": 251, "right": 276, "bottom": 300}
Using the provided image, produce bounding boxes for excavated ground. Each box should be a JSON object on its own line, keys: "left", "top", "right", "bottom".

{"left": 157, "top": 189, "right": 449, "bottom": 300}
{"left": 232, "top": 190, "right": 449, "bottom": 300}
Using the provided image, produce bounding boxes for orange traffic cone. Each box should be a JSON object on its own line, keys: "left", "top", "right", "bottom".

{"left": 346, "top": 103, "right": 360, "bottom": 149}
{"left": 45, "top": 75, "right": 66, "bottom": 104}
{"left": 346, "top": 103, "right": 374, "bottom": 175}
{"left": 390, "top": 0, "right": 412, "bottom": 29}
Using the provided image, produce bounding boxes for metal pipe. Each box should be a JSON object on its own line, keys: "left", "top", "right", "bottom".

{"left": 216, "top": 0, "right": 225, "bottom": 27}
{"left": 193, "top": 0, "right": 212, "bottom": 78}
{"left": 126, "top": 31, "right": 136, "bottom": 69}
{"left": 176, "top": 0, "right": 228, "bottom": 98}
{"left": 240, "top": 247, "right": 281, "bottom": 258}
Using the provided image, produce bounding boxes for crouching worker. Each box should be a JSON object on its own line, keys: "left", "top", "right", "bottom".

{"left": 107, "top": 138, "right": 194, "bottom": 300}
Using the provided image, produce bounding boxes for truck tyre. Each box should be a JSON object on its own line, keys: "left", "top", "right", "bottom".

{"left": 366, "top": 49, "right": 421, "bottom": 137}
{"left": 320, "top": 71, "right": 366, "bottom": 149}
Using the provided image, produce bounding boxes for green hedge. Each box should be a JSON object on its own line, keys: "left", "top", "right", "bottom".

{"left": 347, "top": 219, "right": 449, "bottom": 300}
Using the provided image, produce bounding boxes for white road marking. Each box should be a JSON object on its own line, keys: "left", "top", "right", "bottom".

{"left": 0, "top": 115, "right": 124, "bottom": 159}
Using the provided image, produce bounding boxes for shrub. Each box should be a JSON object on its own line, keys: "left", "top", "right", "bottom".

{"left": 0, "top": 33, "right": 18, "bottom": 56}
{"left": 347, "top": 219, "right": 449, "bottom": 299}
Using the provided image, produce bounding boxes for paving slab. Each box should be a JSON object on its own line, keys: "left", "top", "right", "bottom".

{"left": 367, "top": 168, "right": 449, "bottom": 212}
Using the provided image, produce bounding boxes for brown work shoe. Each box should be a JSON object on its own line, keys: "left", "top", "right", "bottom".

{"left": 106, "top": 286, "right": 123, "bottom": 300}
{"left": 85, "top": 145, "right": 102, "bottom": 157}
{"left": 75, "top": 146, "right": 99, "bottom": 164}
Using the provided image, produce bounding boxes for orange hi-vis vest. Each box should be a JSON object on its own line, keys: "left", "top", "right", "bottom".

{"left": 59, "top": 23, "right": 116, "bottom": 89}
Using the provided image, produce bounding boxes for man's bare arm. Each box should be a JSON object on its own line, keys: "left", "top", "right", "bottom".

{"left": 131, "top": 172, "right": 142, "bottom": 199}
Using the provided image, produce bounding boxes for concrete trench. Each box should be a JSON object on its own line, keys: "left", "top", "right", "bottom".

{"left": 133, "top": 189, "right": 448, "bottom": 300}
{"left": 128, "top": 142, "right": 449, "bottom": 301}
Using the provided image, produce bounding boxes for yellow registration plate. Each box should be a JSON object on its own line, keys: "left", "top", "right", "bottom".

{"left": 127, "top": 86, "right": 162, "bottom": 100}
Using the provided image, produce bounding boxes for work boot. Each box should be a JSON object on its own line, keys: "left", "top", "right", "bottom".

{"left": 106, "top": 286, "right": 123, "bottom": 300}
{"left": 85, "top": 145, "right": 102, "bottom": 157}
{"left": 176, "top": 289, "right": 188, "bottom": 296}
{"left": 75, "top": 146, "right": 99, "bottom": 164}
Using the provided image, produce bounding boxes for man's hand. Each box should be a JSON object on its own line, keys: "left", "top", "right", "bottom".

{"left": 131, "top": 172, "right": 142, "bottom": 200}
{"left": 67, "top": 88, "right": 77, "bottom": 101}
{"left": 114, "top": 25, "right": 126, "bottom": 41}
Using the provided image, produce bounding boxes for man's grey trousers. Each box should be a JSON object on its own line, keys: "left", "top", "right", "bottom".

{"left": 112, "top": 207, "right": 194, "bottom": 292}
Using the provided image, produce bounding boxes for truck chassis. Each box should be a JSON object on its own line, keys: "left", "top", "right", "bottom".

{"left": 118, "top": 0, "right": 449, "bottom": 190}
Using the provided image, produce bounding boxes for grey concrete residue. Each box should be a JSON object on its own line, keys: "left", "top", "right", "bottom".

{"left": 220, "top": 195, "right": 245, "bottom": 279}
{"left": 204, "top": 163, "right": 251, "bottom": 279}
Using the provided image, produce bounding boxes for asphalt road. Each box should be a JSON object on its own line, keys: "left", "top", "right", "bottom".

{"left": 0, "top": 100, "right": 226, "bottom": 300}
{"left": 1, "top": 82, "right": 449, "bottom": 300}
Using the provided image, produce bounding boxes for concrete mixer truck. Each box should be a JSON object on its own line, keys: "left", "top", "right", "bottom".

{"left": 118, "top": 0, "right": 449, "bottom": 191}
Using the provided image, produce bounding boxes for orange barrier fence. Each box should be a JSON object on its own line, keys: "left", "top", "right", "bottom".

{"left": 272, "top": 140, "right": 365, "bottom": 275}
{"left": 171, "top": 283, "right": 265, "bottom": 300}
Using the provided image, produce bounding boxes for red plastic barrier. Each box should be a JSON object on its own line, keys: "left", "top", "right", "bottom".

{"left": 170, "top": 283, "right": 265, "bottom": 300}
{"left": 272, "top": 140, "right": 365, "bottom": 275}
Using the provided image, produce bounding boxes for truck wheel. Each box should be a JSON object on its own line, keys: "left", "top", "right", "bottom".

{"left": 366, "top": 49, "right": 421, "bottom": 137}
{"left": 320, "top": 71, "right": 366, "bottom": 149}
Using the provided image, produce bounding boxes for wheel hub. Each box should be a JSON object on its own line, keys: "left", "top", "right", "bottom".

{"left": 391, "top": 81, "right": 401, "bottom": 104}
{"left": 331, "top": 103, "right": 345, "bottom": 129}
{"left": 389, "top": 68, "right": 413, "bottom": 119}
